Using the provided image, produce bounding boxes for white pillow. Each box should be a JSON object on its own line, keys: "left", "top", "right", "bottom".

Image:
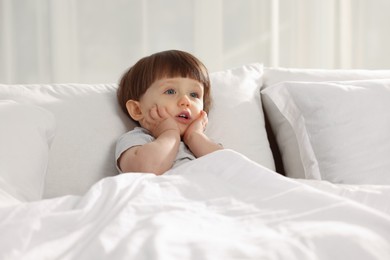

{"left": 261, "top": 79, "right": 390, "bottom": 184}
{"left": 206, "top": 63, "right": 275, "bottom": 170}
{"left": 0, "top": 84, "right": 136, "bottom": 198}
{"left": 262, "top": 67, "right": 390, "bottom": 176}
{"left": 0, "top": 100, "right": 56, "bottom": 202}
{"left": 263, "top": 67, "right": 390, "bottom": 88}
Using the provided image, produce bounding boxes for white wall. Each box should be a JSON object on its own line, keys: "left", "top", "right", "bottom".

{"left": 1, "top": 0, "right": 390, "bottom": 84}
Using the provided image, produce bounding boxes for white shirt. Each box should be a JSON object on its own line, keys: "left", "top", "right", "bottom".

{"left": 115, "top": 127, "right": 195, "bottom": 173}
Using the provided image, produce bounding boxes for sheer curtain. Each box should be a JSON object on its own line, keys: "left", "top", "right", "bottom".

{"left": 1, "top": 0, "right": 390, "bottom": 84}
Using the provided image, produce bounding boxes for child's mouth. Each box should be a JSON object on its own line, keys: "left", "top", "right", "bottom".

{"left": 176, "top": 111, "right": 191, "bottom": 122}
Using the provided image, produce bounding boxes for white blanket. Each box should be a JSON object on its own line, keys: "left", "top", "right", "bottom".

{"left": 1, "top": 150, "right": 390, "bottom": 260}
{"left": 296, "top": 179, "right": 390, "bottom": 216}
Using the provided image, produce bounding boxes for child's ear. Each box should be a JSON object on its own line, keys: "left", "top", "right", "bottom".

{"left": 126, "top": 100, "right": 143, "bottom": 121}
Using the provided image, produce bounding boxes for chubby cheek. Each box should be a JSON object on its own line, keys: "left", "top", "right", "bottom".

{"left": 153, "top": 99, "right": 166, "bottom": 107}
{"left": 155, "top": 100, "right": 174, "bottom": 115}
{"left": 191, "top": 101, "right": 203, "bottom": 113}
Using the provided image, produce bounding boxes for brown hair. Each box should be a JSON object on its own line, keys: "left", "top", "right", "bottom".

{"left": 117, "top": 50, "right": 211, "bottom": 120}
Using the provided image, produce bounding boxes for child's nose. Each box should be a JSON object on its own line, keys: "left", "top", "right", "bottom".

{"left": 179, "top": 95, "right": 190, "bottom": 107}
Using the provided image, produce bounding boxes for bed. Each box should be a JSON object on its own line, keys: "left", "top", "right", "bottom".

{"left": 1, "top": 64, "right": 390, "bottom": 259}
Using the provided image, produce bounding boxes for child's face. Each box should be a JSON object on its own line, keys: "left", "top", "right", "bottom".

{"left": 138, "top": 77, "right": 204, "bottom": 135}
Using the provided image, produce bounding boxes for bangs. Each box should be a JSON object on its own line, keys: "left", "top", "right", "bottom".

{"left": 150, "top": 51, "right": 209, "bottom": 88}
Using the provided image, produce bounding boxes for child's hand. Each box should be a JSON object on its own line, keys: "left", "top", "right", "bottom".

{"left": 183, "top": 110, "right": 208, "bottom": 143}
{"left": 142, "top": 105, "right": 180, "bottom": 138}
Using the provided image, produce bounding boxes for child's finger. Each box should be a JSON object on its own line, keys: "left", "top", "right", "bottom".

{"left": 199, "top": 111, "right": 207, "bottom": 122}
{"left": 200, "top": 110, "right": 207, "bottom": 120}
{"left": 157, "top": 105, "right": 170, "bottom": 118}
{"left": 149, "top": 105, "right": 160, "bottom": 120}
{"left": 200, "top": 111, "right": 208, "bottom": 130}
{"left": 203, "top": 113, "right": 208, "bottom": 124}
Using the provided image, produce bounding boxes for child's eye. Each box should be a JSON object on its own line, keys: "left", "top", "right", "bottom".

{"left": 164, "top": 89, "right": 176, "bottom": 95}
{"left": 190, "top": 92, "right": 199, "bottom": 98}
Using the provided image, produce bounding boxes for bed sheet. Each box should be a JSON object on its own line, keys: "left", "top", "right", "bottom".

{"left": 1, "top": 150, "right": 390, "bottom": 260}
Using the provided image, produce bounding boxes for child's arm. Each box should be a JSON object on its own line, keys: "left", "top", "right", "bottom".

{"left": 119, "top": 106, "right": 180, "bottom": 175}
{"left": 183, "top": 111, "right": 223, "bottom": 157}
